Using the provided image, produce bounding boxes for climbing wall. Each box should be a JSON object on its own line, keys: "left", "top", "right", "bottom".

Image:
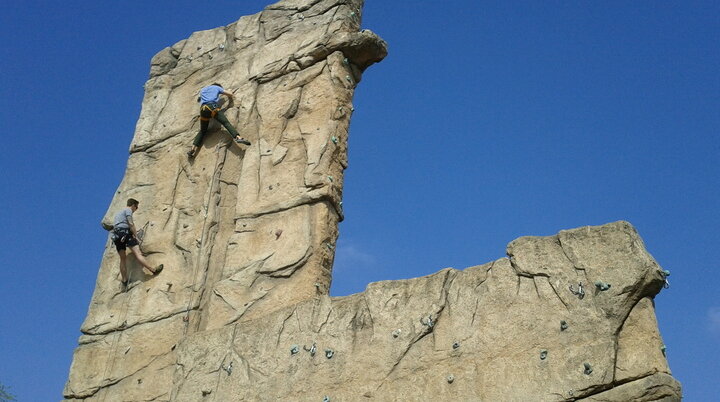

{"left": 63, "top": 0, "right": 387, "bottom": 400}
{"left": 169, "top": 221, "right": 681, "bottom": 401}
{"left": 64, "top": 1, "right": 681, "bottom": 401}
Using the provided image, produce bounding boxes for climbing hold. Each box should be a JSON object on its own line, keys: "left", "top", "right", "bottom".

{"left": 327, "top": 175, "right": 334, "bottom": 182}
{"left": 659, "top": 270, "right": 671, "bottom": 289}
{"left": 345, "top": 75, "right": 352, "bottom": 83}
{"left": 343, "top": 58, "right": 349, "bottom": 65}
{"left": 202, "top": 389, "right": 212, "bottom": 396}
{"left": 594, "top": 281, "right": 611, "bottom": 291}
{"left": 218, "top": 44, "right": 225, "bottom": 51}
{"left": 325, "top": 349, "right": 334, "bottom": 359}
{"left": 298, "top": 13, "right": 305, "bottom": 20}
{"left": 331, "top": 136, "right": 338, "bottom": 144}
{"left": 569, "top": 282, "right": 585, "bottom": 299}
{"left": 452, "top": 341, "right": 460, "bottom": 350}
{"left": 310, "top": 343, "right": 317, "bottom": 357}
{"left": 326, "top": 243, "right": 334, "bottom": 250}
{"left": 350, "top": 12, "right": 356, "bottom": 17}
{"left": 392, "top": 329, "right": 401, "bottom": 338}
{"left": 560, "top": 320, "right": 568, "bottom": 331}
{"left": 421, "top": 315, "right": 434, "bottom": 328}
{"left": 540, "top": 350, "right": 548, "bottom": 360}
{"left": 275, "top": 229, "right": 283, "bottom": 239}
{"left": 661, "top": 345, "right": 667, "bottom": 356}
{"left": 583, "top": 363, "right": 593, "bottom": 375}
{"left": 290, "top": 345, "right": 299, "bottom": 355}
{"left": 323, "top": 397, "right": 331, "bottom": 402}
{"left": 447, "top": 374, "right": 455, "bottom": 384}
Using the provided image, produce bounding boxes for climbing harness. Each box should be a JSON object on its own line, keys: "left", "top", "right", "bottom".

{"left": 200, "top": 103, "right": 220, "bottom": 121}
{"left": 569, "top": 282, "right": 585, "bottom": 299}
{"left": 594, "top": 281, "right": 611, "bottom": 291}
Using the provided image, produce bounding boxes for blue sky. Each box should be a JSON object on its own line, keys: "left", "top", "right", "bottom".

{"left": 1, "top": 1, "right": 717, "bottom": 400}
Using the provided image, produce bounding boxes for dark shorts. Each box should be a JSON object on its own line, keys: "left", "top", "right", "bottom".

{"left": 113, "top": 229, "right": 139, "bottom": 251}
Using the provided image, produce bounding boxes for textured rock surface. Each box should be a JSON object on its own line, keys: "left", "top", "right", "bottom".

{"left": 65, "top": 1, "right": 680, "bottom": 401}
{"left": 65, "top": 0, "right": 386, "bottom": 400}
{"left": 168, "top": 221, "right": 680, "bottom": 401}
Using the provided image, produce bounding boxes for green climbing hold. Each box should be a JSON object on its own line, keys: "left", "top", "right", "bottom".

{"left": 583, "top": 363, "right": 593, "bottom": 375}
{"left": 325, "top": 349, "right": 334, "bottom": 359}
{"left": 540, "top": 350, "right": 548, "bottom": 360}
{"left": 447, "top": 374, "right": 455, "bottom": 384}
{"left": 661, "top": 345, "right": 667, "bottom": 356}
{"left": 290, "top": 345, "right": 299, "bottom": 355}
{"left": 331, "top": 136, "right": 338, "bottom": 144}
{"left": 594, "top": 281, "right": 611, "bottom": 291}
{"left": 560, "top": 320, "right": 568, "bottom": 331}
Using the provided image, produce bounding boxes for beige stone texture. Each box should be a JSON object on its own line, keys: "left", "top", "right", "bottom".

{"left": 65, "top": 1, "right": 680, "bottom": 401}
{"left": 169, "top": 221, "right": 680, "bottom": 401}
{"left": 65, "top": 0, "right": 386, "bottom": 399}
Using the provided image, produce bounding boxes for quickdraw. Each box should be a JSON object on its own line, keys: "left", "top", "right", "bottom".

{"left": 569, "top": 282, "right": 585, "bottom": 299}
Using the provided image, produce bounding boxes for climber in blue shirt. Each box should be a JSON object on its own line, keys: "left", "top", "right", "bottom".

{"left": 188, "top": 83, "right": 251, "bottom": 158}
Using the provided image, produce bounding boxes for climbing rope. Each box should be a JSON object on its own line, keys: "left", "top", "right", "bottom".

{"left": 181, "top": 145, "right": 228, "bottom": 334}
{"left": 99, "top": 285, "right": 135, "bottom": 402}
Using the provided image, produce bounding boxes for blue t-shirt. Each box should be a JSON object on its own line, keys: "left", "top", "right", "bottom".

{"left": 199, "top": 85, "right": 224, "bottom": 104}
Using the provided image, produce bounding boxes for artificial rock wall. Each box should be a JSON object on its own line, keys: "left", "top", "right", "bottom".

{"left": 65, "top": 0, "right": 386, "bottom": 400}
{"left": 65, "top": 1, "right": 681, "bottom": 401}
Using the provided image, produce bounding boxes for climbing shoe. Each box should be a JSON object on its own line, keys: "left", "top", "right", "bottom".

{"left": 234, "top": 137, "right": 251, "bottom": 146}
{"left": 152, "top": 264, "right": 164, "bottom": 275}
